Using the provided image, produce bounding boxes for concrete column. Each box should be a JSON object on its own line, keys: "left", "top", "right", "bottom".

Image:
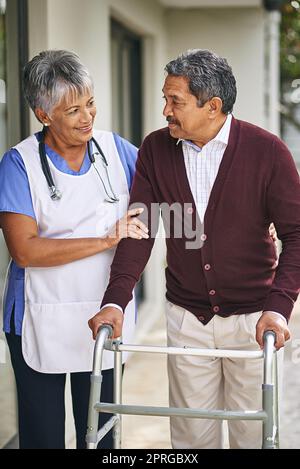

{"left": 265, "top": 10, "right": 281, "bottom": 136}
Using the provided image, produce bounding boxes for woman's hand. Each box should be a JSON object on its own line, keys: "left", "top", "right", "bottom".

{"left": 106, "top": 207, "right": 149, "bottom": 248}
{"left": 269, "top": 223, "right": 277, "bottom": 242}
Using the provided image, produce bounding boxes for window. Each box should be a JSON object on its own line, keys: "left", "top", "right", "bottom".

{"left": 0, "top": 0, "right": 7, "bottom": 158}
{"left": 111, "top": 19, "right": 144, "bottom": 304}
{"left": 111, "top": 19, "right": 142, "bottom": 147}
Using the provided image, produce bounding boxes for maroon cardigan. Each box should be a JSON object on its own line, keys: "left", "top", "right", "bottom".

{"left": 102, "top": 117, "right": 300, "bottom": 323}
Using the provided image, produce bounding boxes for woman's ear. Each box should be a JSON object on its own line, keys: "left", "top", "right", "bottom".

{"left": 35, "top": 108, "right": 51, "bottom": 126}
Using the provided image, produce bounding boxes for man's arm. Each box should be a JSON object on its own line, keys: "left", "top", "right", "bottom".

{"left": 89, "top": 138, "right": 160, "bottom": 339}
{"left": 256, "top": 137, "right": 300, "bottom": 349}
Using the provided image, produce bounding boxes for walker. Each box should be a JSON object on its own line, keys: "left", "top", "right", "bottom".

{"left": 86, "top": 326, "right": 279, "bottom": 449}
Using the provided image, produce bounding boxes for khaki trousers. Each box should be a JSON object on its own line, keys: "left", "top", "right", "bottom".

{"left": 166, "top": 301, "right": 282, "bottom": 449}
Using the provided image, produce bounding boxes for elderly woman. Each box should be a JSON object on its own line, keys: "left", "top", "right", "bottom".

{"left": 0, "top": 50, "right": 148, "bottom": 449}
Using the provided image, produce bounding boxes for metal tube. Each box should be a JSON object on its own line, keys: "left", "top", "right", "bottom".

{"left": 86, "top": 325, "right": 113, "bottom": 449}
{"left": 262, "top": 331, "right": 276, "bottom": 449}
{"left": 263, "top": 331, "right": 275, "bottom": 385}
{"left": 262, "top": 385, "right": 275, "bottom": 449}
{"left": 96, "top": 416, "right": 120, "bottom": 444}
{"left": 273, "top": 351, "right": 280, "bottom": 448}
{"left": 96, "top": 403, "right": 267, "bottom": 421}
{"left": 105, "top": 343, "right": 263, "bottom": 359}
{"left": 113, "top": 341, "right": 123, "bottom": 449}
{"left": 92, "top": 325, "right": 113, "bottom": 375}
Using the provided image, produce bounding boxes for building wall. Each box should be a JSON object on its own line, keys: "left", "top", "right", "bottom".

{"left": 28, "top": 0, "right": 167, "bottom": 135}
{"left": 165, "top": 7, "right": 266, "bottom": 127}
{"left": 27, "top": 1, "right": 267, "bottom": 138}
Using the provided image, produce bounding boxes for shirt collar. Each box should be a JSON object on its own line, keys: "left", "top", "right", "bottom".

{"left": 177, "top": 113, "right": 232, "bottom": 152}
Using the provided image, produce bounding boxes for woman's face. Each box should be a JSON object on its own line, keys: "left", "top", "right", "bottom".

{"left": 47, "top": 91, "right": 97, "bottom": 146}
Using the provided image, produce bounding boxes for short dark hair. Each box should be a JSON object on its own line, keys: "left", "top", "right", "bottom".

{"left": 165, "top": 49, "right": 237, "bottom": 114}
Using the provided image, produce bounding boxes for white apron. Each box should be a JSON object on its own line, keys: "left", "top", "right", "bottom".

{"left": 14, "top": 130, "right": 136, "bottom": 373}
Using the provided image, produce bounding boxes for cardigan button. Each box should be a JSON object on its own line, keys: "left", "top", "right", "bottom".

{"left": 204, "top": 264, "right": 211, "bottom": 271}
{"left": 201, "top": 234, "right": 207, "bottom": 241}
{"left": 197, "top": 315, "right": 205, "bottom": 322}
{"left": 209, "top": 290, "right": 216, "bottom": 296}
{"left": 213, "top": 306, "right": 220, "bottom": 313}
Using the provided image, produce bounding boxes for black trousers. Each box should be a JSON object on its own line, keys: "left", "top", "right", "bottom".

{"left": 6, "top": 313, "right": 116, "bottom": 449}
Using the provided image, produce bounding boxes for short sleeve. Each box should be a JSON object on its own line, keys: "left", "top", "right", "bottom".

{"left": 0, "top": 148, "right": 36, "bottom": 221}
{"left": 113, "top": 133, "right": 138, "bottom": 190}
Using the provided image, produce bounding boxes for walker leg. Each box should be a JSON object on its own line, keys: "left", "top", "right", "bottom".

{"left": 86, "top": 373, "right": 103, "bottom": 449}
{"left": 262, "top": 331, "right": 276, "bottom": 449}
{"left": 113, "top": 346, "right": 123, "bottom": 449}
{"left": 273, "top": 352, "right": 280, "bottom": 449}
{"left": 262, "top": 383, "right": 275, "bottom": 449}
{"left": 86, "top": 325, "right": 113, "bottom": 449}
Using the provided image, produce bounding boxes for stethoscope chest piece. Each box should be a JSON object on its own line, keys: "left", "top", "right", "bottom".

{"left": 49, "top": 186, "right": 62, "bottom": 201}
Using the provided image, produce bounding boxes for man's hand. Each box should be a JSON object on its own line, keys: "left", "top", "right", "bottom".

{"left": 88, "top": 307, "right": 124, "bottom": 340}
{"left": 256, "top": 311, "right": 290, "bottom": 350}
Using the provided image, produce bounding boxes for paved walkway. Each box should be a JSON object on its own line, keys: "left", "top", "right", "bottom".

{"left": 122, "top": 313, "right": 171, "bottom": 448}
{"left": 280, "top": 301, "right": 300, "bottom": 449}
{"left": 122, "top": 301, "right": 300, "bottom": 449}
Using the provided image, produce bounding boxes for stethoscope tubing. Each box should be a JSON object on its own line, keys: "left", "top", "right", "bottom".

{"left": 39, "top": 130, "right": 119, "bottom": 203}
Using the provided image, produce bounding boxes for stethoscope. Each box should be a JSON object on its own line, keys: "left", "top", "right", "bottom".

{"left": 38, "top": 130, "right": 120, "bottom": 203}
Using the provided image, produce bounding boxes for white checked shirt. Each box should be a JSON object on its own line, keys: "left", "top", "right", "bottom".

{"left": 179, "top": 114, "right": 232, "bottom": 224}
{"left": 177, "top": 114, "right": 286, "bottom": 323}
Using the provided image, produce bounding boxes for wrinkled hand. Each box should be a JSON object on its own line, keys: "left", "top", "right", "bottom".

{"left": 256, "top": 311, "right": 290, "bottom": 350}
{"left": 88, "top": 306, "right": 124, "bottom": 340}
{"left": 106, "top": 208, "right": 149, "bottom": 248}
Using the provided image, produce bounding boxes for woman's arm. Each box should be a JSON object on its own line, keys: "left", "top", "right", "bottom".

{"left": 0, "top": 208, "right": 148, "bottom": 268}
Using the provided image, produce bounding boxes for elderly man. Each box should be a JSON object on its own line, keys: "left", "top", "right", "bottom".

{"left": 89, "top": 49, "right": 300, "bottom": 449}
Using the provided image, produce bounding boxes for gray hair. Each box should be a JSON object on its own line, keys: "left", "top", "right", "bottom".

{"left": 23, "top": 50, "right": 94, "bottom": 115}
{"left": 165, "top": 49, "right": 237, "bottom": 114}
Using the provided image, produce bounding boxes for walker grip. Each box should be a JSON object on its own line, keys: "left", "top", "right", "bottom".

{"left": 263, "top": 330, "right": 276, "bottom": 345}
{"left": 97, "top": 324, "right": 114, "bottom": 339}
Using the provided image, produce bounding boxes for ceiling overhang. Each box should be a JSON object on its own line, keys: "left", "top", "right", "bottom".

{"left": 158, "top": 0, "right": 262, "bottom": 8}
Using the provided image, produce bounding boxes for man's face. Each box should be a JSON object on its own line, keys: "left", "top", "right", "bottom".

{"left": 162, "top": 75, "right": 210, "bottom": 142}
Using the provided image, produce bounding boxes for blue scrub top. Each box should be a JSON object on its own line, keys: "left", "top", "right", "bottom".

{"left": 0, "top": 131, "right": 138, "bottom": 335}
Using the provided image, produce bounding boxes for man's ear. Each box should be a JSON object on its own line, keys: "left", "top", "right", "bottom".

{"left": 207, "top": 97, "right": 223, "bottom": 118}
